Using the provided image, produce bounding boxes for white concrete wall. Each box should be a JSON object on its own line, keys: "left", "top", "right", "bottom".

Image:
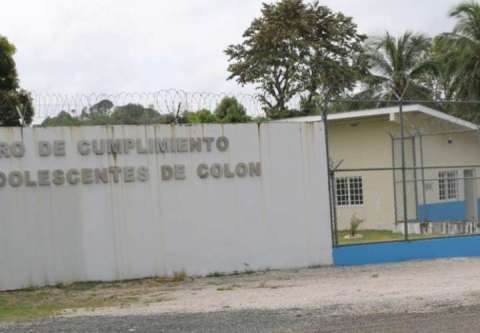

{"left": 0, "top": 123, "right": 332, "bottom": 291}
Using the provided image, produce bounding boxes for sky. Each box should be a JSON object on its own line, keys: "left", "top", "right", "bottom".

{"left": 0, "top": 0, "right": 463, "bottom": 95}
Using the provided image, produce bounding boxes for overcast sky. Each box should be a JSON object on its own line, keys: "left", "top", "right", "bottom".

{"left": 0, "top": 0, "right": 462, "bottom": 94}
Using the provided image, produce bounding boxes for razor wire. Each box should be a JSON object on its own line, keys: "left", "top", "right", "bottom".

{"left": 0, "top": 90, "right": 265, "bottom": 124}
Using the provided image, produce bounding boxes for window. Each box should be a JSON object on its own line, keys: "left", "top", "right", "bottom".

{"left": 439, "top": 170, "right": 458, "bottom": 200}
{"left": 336, "top": 178, "right": 349, "bottom": 206}
{"left": 336, "top": 176, "right": 364, "bottom": 207}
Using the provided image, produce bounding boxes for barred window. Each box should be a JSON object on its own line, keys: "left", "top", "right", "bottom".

{"left": 439, "top": 170, "right": 458, "bottom": 200}
{"left": 336, "top": 176, "right": 364, "bottom": 207}
{"left": 336, "top": 178, "right": 349, "bottom": 206}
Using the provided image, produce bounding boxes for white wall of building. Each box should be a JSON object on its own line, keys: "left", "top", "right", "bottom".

{"left": 328, "top": 117, "right": 398, "bottom": 231}
{"left": 329, "top": 111, "right": 480, "bottom": 232}
{"left": 0, "top": 123, "right": 332, "bottom": 291}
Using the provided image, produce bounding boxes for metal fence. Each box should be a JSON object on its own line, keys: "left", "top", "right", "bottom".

{"left": 323, "top": 99, "right": 480, "bottom": 247}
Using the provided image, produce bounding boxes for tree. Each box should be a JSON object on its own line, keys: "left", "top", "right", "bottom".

{"left": 225, "top": 0, "right": 366, "bottom": 118}
{"left": 418, "top": 2, "right": 480, "bottom": 123}
{"left": 0, "top": 35, "right": 34, "bottom": 126}
{"left": 437, "top": 2, "right": 480, "bottom": 100}
{"left": 109, "top": 104, "right": 163, "bottom": 125}
{"left": 187, "top": 109, "right": 218, "bottom": 124}
{"left": 427, "top": 36, "right": 460, "bottom": 102}
{"left": 0, "top": 89, "right": 34, "bottom": 126}
{"left": 80, "top": 99, "right": 114, "bottom": 125}
{"left": 41, "top": 111, "right": 81, "bottom": 127}
{"left": 0, "top": 35, "right": 18, "bottom": 91}
{"left": 356, "top": 32, "right": 434, "bottom": 104}
{"left": 214, "top": 97, "right": 251, "bottom": 123}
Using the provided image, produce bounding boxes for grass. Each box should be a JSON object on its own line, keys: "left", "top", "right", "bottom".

{"left": 0, "top": 287, "right": 111, "bottom": 323}
{"left": 337, "top": 230, "right": 443, "bottom": 245}
{"left": 0, "top": 273, "right": 189, "bottom": 323}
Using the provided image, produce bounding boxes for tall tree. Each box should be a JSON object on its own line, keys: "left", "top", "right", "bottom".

{"left": 0, "top": 35, "right": 34, "bottom": 126}
{"left": 357, "top": 32, "right": 434, "bottom": 104}
{"left": 225, "top": 0, "right": 366, "bottom": 118}
{"left": 423, "top": 2, "right": 480, "bottom": 123}
{"left": 214, "top": 97, "right": 251, "bottom": 123}
{"left": 427, "top": 37, "right": 460, "bottom": 101}
{"left": 438, "top": 1, "right": 480, "bottom": 100}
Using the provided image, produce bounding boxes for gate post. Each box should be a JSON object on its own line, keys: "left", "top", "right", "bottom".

{"left": 399, "top": 100, "right": 409, "bottom": 240}
{"left": 323, "top": 99, "right": 338, "bottom": 247}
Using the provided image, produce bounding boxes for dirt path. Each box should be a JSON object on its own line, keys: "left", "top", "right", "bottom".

{"left": 67, "top": 258, "right": 480, "bottom": 318}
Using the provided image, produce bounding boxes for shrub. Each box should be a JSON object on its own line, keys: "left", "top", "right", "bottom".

{"left": 350, "top": 214, "right": 364, "bottom": 237}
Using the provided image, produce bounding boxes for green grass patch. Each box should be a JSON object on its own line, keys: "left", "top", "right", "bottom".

{"left": 337, "top": 230, "right": 441, "bottom": 245}
{"left": 0, "top": 274, "right": 191, "bottom": 323}
{"left": 0, "top": 287, "right": 113, "bottom": 323}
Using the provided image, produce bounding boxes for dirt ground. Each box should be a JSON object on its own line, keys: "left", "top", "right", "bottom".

{"left": 64, "top": 257, "right": 480, "bottom": 318}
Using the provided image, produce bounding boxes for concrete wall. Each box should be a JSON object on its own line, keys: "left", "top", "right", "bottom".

{"left": 0, "top": 123, "right": 332, "bottom": 291}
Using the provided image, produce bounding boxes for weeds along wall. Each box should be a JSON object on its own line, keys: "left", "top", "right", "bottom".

{"left": 0, "top": 123, "right": 332, "bottom": 291}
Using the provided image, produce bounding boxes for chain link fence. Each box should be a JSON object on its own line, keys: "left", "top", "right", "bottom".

{"left": 320, "top": 99, "right": 480, "bottom": 247}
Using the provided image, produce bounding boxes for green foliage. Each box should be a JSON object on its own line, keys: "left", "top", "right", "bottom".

{"left": 0, "top": 35, "right": 34, "bottom": 126}
{"left": 225, "top": 0, "right": 366, "bottom": 119}
{"left": 0, "top": 35, "right": 18, "bottom": 91}
{"left": 184, "top": 98, "right": 252, "bottom": 124}
{"left": 0, "top": 89, "right": 34, "bottom": 126}
{"left": 41, "top": 102, "right": 174, "bottom": 127}
{"left": 41, "top": 111, "right": 81, "bottom": 127}
{"left": 187, "top": 109, "right": 218, "bottom": 124}
{"left": 79, "top": 99, "right": 114, "bottom": 125}
{"left": 349, "top": 2, "right": 480, "bottom": 123}
{"left": 356, "top": 32, "right": 434, "bottom": 103}
{"left": 349, "top": 214, "right": 364, "bottom": 237}
{"left": 445, "top": 1, "right": 480, "bottom": 100}
{"left": 214, "top": 97, "right": 251, "bottom": 123}
{"left": 110, "top": 103, "right": 163, "bottom": 125}
{"left": 423, "top": 1, "right": 480, "bottom": 123}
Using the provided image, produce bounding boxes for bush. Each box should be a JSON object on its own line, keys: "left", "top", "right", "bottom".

{"left": 350, "top": 214, "right": 364, "bottom": 237}
{"left": 187, "top": 109, "right": 218, "bottom": 124}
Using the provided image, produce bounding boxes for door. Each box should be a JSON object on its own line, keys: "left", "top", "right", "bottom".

{"left": 464, "top": 170, "right": 477, "bottom": 228}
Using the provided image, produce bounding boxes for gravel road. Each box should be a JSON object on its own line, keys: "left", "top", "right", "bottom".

{"left": 3, "top": 305, "right": 480, "bottom": 333}
{"left": 67, "top": 257, "right": 480, "bottom": 317}
{"left": 3, "top": 258, "right": 480, "bottom": 332}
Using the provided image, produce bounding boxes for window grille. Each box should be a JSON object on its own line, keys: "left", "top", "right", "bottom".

{"left": 336, "top": 176, "right": 364, "bottom": 206}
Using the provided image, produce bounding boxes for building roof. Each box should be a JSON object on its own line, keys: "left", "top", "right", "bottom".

{"left": 279, "top": 104, "right": 479, "bottom": 130}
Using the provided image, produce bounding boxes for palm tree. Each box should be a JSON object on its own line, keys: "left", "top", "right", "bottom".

{"left": 428, "top": 37, "right": 460, "bottom": 101}
{"left": 438, "top": 1, "right": 480, "bottom": 100}
{"left": 356, "top": 32, "right": 434, "bottom": 104}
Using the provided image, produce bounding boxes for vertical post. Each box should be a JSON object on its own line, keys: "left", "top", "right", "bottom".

{"left": 399, "top": 100, "right": 409, "bottom": 240}
{"left": 390, "top": 134, "right": 399, "bottom": 224}
{"left": 322, "top": 99, "right": 338, "bottom": 247}
{"left": 412, "top": 136, "right": 419, "bottom": 229}
{"left": 419, "top": 134, "right": 427, "bottom": 213}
